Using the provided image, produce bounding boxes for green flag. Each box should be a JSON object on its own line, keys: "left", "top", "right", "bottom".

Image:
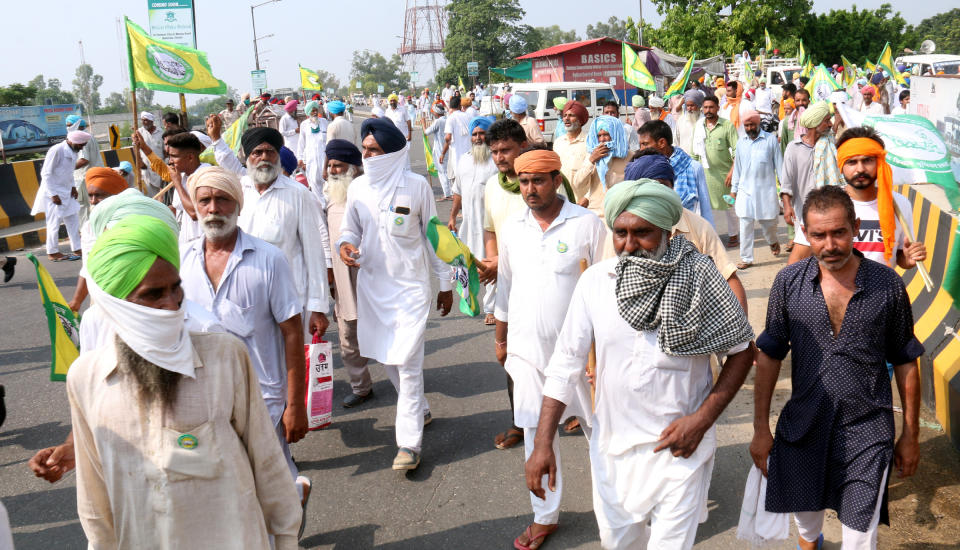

{"left": 877, "top": 42, "right": 908, "bottom": 85}
{"left": 798, "top": 39, "right": 806, "bottom": 63}
{"left": 840, "top": 55, "right": 856, "bottom": 87}
{"left": 764, "top": 28, "right": 772, "bottom": 52}
{"left": 800, "top": 57, "right": 814, "bottom": 78}
{"left": 805, "top": 64, "right": 841, "bottom": 102}
{"left": 27, "top": 254, "right": 80, "bottom": 381}
{"left": 125, "top": 17, "right": 226, "bottom": 95}
{"left": 664, "top": 54, "right": 696, "bottom": 100}
{"left": 425, "top": 217, "right": 480, "bottom": 317}
{"left": 944, "top": 234, "right": 960, "bottom": 310}
{"left": 622, "top": 43, "right": 656, "bottom": 91}
{"left": 422, "top": 132, "right": 438, "bottom": 177}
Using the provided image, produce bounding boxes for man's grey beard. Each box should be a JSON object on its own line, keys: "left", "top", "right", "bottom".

{"left": 564, "top": 120, "right": 581, "bottom": 132}
{"left": 201, "top": 211, "right": 238, "bottom": 240}
{"left": 116, "top": 336, "right": 181, "bottom": 408}
{"left": 471, "top": 143, "right": 490, "bottom": 163}
{"left": 251, "top": 159, "right": 281, "bottom": 185}
{"left": 683, "top": 110, "right": 699, "bottom": 123}
{"left": 619, "top": 231, "right": 669, "bottom": 261}
{"left": 325, "top": 167, "right": 356, "bottom": 205}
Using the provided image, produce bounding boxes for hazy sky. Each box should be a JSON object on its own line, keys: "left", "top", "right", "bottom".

{"left": 3, "top": 0, "right": 952, "bottom": 107}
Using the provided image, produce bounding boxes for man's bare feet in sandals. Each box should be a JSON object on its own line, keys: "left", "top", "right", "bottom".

{"left": 494, "top": 426, "right": 524, "bottom": 450}
{"left": 514, "top": 523, "right": 557, "bottom": 550}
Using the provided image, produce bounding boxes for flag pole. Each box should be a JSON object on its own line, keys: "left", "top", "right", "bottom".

{"left": 892, "top": 200, "right": 934, "bottom": 292}
{"left": 125, "top": 16, "right": 145, "bottom": 194}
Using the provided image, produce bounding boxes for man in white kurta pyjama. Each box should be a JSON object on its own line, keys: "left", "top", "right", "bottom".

{"left": 32, "top": 132, "right": 89, "bottom": 259}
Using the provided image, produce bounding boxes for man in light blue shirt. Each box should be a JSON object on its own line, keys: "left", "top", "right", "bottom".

{"left": 730, "top": 111, "right": 783, "bottom": 268}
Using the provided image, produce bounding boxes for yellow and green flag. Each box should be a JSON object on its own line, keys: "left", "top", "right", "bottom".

{"left": 764, "top": 28, "right": 772, "bottom": 52}
{"left": 125, "top": 17, "right": 226, "bottom": 95}
{"left": 864, "top": 58, "right": 876, "bottom": 72}
{"left": 458, "top": 76, "right": 467, "bottom": 92}
{"left": 801, "top": 56, "right": 814, "bottom": 78}
{"left": 27, "top": 254, "right": 80, "bottom": 381}
{"left": 425, "top": 217, "right": 480, "bottom": 317}
{"left": 877, "top": 42, "right": 908, "bottom": 85}
{"left": 300, "top": 65, "right": 323, "bottom": 90}
{"left": 840, "top": 55, "right": 856, "bottom": 87}
{"left": 798, "top": 39, "right": 806, "bottom": 63}
{"left": 805, "top": 64, "right": 841, "bottom": 102}
{"left": 664, "top": 54, "right": 696, "bottom": 100}
{"left": 422, "top": 132, "right": 438, "bottom": 177}
{"left": 742, "top": 57, "right": 753, "bottom": 80}
{"left": 622, "top": 43, "right": 656, "bottom": 91}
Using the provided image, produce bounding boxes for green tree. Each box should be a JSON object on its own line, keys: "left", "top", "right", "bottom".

{"left": 0, "top": 83, "right": 39, "bottom": 106}
{"left": 308, "top": 69, "right": 340, "bottom": 92}
{"left": 801, "top": 4, "right": 914, "bottom": 65}
{"left": 97, "top": 91, "right": 129, "bottom": 114}
{"left": 437, "top": 0, "right": 539, "bottom": 87}
{"left": 136, "top": 89, "right": 155, "bottom": 109}
{"left": 349, "top": 50, "right": 411, "bottom": 96}
{"left": 27, "top": 75, "right": 76, "bottom": 105}
{"left": 586, "top": 16, "right": 630, "bottom": 40}
{"left": 909, "top": 9, "right": 960, "bottom": 56}
{"left": 532, "top": 25, "right": 580, "bottom": 48}
{"left": 72, "top": 63, "right": 104, "bottom": 113}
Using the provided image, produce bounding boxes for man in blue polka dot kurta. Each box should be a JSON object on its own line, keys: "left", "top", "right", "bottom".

{"left": 751, "top": 185, "right": 923, "bottom": 550}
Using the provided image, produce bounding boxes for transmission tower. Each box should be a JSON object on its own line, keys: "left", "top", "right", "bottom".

{"left": 399, "top": 0, "right": 447, "bottom": 87}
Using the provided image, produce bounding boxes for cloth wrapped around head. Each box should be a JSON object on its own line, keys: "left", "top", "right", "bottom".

{"left": 603, "top": 178, "right": 682, "bottom": 231}
{"left": 279, "top": 146, "right": 297, "bottom": 175}
{"left": 586, "top": 115, "right": 628, "bottom": 185}
{"left": 741, "top": 110, "right": 762, "bottom": 126}
{"left": 783, "top": 98, "right": 795, "bottom": 109}
{"left": 468, "top": 116, "right": 495, "bottom": 135}
{"left": 85, "top": 167, "right": 128, "bottom": 195}
{"left": 860, "top": 85, "right": 876, "bottom": 96}
{"left": 553, "top": 96, "right": 569, "bottom": 111}
{"left": 388, "top": 93, "right": 399, "bottom": 102}
{"left": 90, "top": 189, "right": 178, "bottom": 241}
{"left": 514, "top": 149, "right": 561, "bottom": 175}
{"left": 241, "top": 127, "right": 284, "bottom": 155}
{"left": 191, "top": 131, "right": 213, "bottom": 148}
{"left": 837, "top": 137, "right": 895, "bottom": 261}
{"left": 284, "top": 100, "right": 298, "bottom": 113}
{"left": 431, "top": 101, "right": 446, "bottom": 115}
{"left": 562, "top": 101, "right": 589, "bottom": 126}
{"left": 326, "top": 139, "right": 362, "bottom": 166}
{"left": 683, "top": 90, "right": 704, "bottom": 107}
{"left": 66, "top": 114, "right": 81, "bottom": 126}
{"left": 118, "top": 161, "right": 134, "bottom": 173}
{"left": 371, "top": 106, "right": 385, "bottom": 118}
{"left": 631, "top": 95, "right": 645, "bottom": 108}
{"left": 327, "top": 100, "right": 346, "bottom": 114}
{"left": 798, "top": 101, "right": 831, "bottom": 128}
{"left": 188, "top": 166, "right": 244, "bottom": 210}
{"left": 304, "top": 100, "right": 320, "bottom": 116}
{"left": 360, "top": 117, "right": 406, "bottom": 154}
{"left": 67, "top": 131, "right": 91, "bottom": 144}
{"left": 87, "top": 215, "right": 180, "bottom": 299}
{"left": 648, "top": 96, "right": 665, "bottom": 109}
{"left": 140, "top": 111, "right": 155, "bottom": 122}
{"left": 624, "top": 154, "right": 675, "bottom": 183}
{"left": 508, "top": 94, "right": 527, "bottom": 114}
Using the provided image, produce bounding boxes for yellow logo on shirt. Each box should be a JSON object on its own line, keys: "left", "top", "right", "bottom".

{"left": 177, "top": 434, "right": 198, "bottom": 450}
{"left": 394, "top": 216, "right": 404, "bottom": 226}
{"left": 557, "top": 241, "right": 568, "bottom": 253}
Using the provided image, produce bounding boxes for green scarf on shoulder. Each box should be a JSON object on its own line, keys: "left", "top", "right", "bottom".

{"left": 498, "top": 171, "right": 576, "bottom": 200}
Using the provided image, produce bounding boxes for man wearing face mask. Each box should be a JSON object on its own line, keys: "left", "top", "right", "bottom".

{"left": 31, "top": 130, "right": 91, "bottom": 261}
{"left": 296, "top": 100, "right": 329, "bottom": 190}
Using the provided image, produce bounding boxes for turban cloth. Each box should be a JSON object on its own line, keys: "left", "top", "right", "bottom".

{"left": 241, "top": 127, "right": 284, "bottom": 155}
{"left": 90, "top": 188, "right": 178, "bottom": 241}
{"left": 260, "top": 93, "right": 271, "bottom": 100}
{"left": 326, "top": 139, "right": 362, "bottom": 166}
{"left": 508, "top": 94, "right": 527, "bottom": 114}
{"left": 631, "top": 95, "right": 645, "bottom": 108}
{"left": 860, "top": 85, "right": 876, "bottom": 96}
{"left": 870, "top": 73, "right": 884, "bottom": 85}
{"left": 388, "top": 93, "right": 399, "bottom": 101}
{"left": 279, "top": 146, "right": 297, "bottom": 175}
{"left": 311, "top": 93, "right": 321, "bottom": 100}
{"left": 65, "top": 115, "right": 81, "bottom": 126}
{"left": 514, "top": 150, "right": 562, "bottom": 174}
{"left": 432, "top": 101, "right": 446, "bottom": 115}
{"left": 603, "top": 178, "right": 682, "bottom": 231}
{"left": 88, "top": 215, "right": 180, "bottom": 299}
{"left": 140, "top": 111, "right": 155, "bottom": 122}
{"left": 783, "top": 98, "right": 795, "bottom": 109}
{"left": 683, "top": 90, "right": 704, "bottom": 107}
{"left": 327, "top": 100, "right": 346, "bottom": 114}
{"left": 461, "top": 98, "right": 473, "bottom": 107}
{"left": 562, "top": 101, "right": 589, "bottom": 126}
{"left": 586, "top": 115, "right": 628, "bottom": 186}
{"left": 799, "top": 100, "right": 831, "bottom": 128}
{"left": 67, "top": 131, "right": 91, "bottom": 144}
{"left": 624, "top": 154, "right": 675, "bottom": 183}
{"left": 468, "top": 116, "right": 495, "bottom": 135}
{"left": 305, "top": 100, "right": 320, "bottom": 115}
{"left": 191, "top": 131, "right": 213, "bottom": 148}
{"left": 715, "top": 77, "right": 725, "bottom": 87}
{"left": 118, "top": 161, "right": 133, "bottom": 173}
{"left": 188, "top": 166, "right": 244, "bottom": 210}
{"left": 838, "top": 137, "right": 896, "bottom": 261}
{"left": 648, "top": 96, "right": 665, "bottom": 108}
{"left": 741, "top": 110, "right": 762, "bottom": 126}
{"left": 744, "top": 89, "right": 755, "bottom": 101}
{"left": 284, "top": 100, "right": 298, "bottom": 113}
{"left": 360, "top": 117, "right": 406, "bottom": 154}
{"left": 85, "top": 167, "right": 128, "bottom": 195}
{"left": 371, "top": 106, "right": 385, "bottom": 118}
{"left": 553, "top": 96, "right": 569, "bottom": 111}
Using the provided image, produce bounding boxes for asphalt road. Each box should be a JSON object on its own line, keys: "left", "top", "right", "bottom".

{"left": 1, "top": 113, "right": 957, "bottom": 549}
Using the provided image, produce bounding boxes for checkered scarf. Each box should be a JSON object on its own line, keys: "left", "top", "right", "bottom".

{"left": 614, "top": 235, "right": 754, "bottom": 356}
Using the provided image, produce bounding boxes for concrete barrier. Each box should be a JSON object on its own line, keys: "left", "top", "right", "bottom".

{"left": 896, "top": 184, "right": 960, "bottom": 451}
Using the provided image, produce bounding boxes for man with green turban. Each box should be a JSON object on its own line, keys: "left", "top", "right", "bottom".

{"left": 525, "top": 178, "right": 755, "bottom": 550}
{"left": 65, "top": 215, "right": 303, "bottom": 549}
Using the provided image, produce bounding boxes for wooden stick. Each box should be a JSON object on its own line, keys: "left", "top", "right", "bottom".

{"left": 580, "top": 258, "right": 597, "bottom": 410}
{"left": 130, "top": 90, "right": 145, "bottom": 193}
{"left": 152, "top": 181, "right": 175, "bottom": 201}
{"left": 892, "top": 199, "right": 934, "bottom": 292}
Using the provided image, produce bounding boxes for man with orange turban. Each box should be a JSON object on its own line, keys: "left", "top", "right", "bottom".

{"left": 494, "top": 148, "right": 605, "bottom": 550}
{"left": 788, "top": 126, "right": 926, "bottom": 270}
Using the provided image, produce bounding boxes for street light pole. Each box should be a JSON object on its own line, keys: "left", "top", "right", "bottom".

{"left": 250, "top": 0, "right": 280, "bottom": 72}
{"left": 638, "top": 0, "right": 643, "bottom": 46}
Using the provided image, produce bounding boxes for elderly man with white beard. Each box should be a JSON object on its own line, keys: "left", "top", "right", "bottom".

{"left": 232, "top": 127, "right": 331, "bottom": 338}
{"left": 448, "top": 116, "right": 499, "bottom": 324}
{"left": 323, "top": 139, "right": 374, "bottom": 408}
{"left": 337, "top": 118, "right": 454, "bottom": 471}
{"left": 178, "top": 167, "right": 313, "bottom": 538}
{"left": 674, "top": 90, "right": 705, "bottom": 156}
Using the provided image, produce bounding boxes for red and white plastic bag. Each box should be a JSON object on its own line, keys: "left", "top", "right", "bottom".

{"left": 304, "top": 334, "right": 333, "bottom": 430}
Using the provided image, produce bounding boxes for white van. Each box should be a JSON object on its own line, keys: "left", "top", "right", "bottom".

{"left": 507, "top": 81, "right": 622, "bottom": 143}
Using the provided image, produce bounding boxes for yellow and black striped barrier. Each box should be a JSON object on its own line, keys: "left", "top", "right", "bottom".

{"left": 895, "top": 184, "right": 960, "bottom": 451}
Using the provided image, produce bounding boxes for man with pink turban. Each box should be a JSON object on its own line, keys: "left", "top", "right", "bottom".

{"left": 280, "top": 100, "right": 300, "bottom": 153}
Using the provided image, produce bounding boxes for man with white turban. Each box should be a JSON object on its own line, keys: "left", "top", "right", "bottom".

{"left": 67, "top": 215, "right": 302, "bottom": 549}
{"left": 337, "top": 118, "right": 454, "bottom": 471}
{"left": 136, "top": 111, "right": 165, "bottom": 196}
{"left": 423, "top": 101, "right": 451, "bottom": 199}
{"left": 731, "top": 110, "right": 783, "bottom": 268}
{"left": 296, "top": 100, "right": 329, "bottom": 189}
{"left": 32, "top": 130, "right": 90, "bottom": 261}
{"left": 647, "top": 96, "right": 675, "bottom": 132}
{"left": 180, "top": 167, "right": 313, "bottom": 536}
{"left": 508, "top": 94, "right": 544, "bottom": 145}
{"left": 65, "top": 116, "right": 103, "bottom": 226}
{"left": 526, "top": 179, "right": 754, "bottom": 550}
{"left": 441, "top": 95, "right": 471, "bottom": 188}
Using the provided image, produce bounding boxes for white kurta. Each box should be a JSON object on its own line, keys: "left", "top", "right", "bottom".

{"left": 279, "top": 113, "right": 299, "bottom": 153}
{"left": 137, "top": 126, "right": 164, "bottom": 192}
{"left": 452, "top": 153, "right": 498, "bottom": 258}
{"left": 296, "top": 118, "right": 328, "bottom": 188}
{"left": 336, "top": 149, "right": 452, "bottom": 365}
{"left": 32, "top": 140, "right": 80, "bottom": 217}
{"left": 444, "top": 111, "right": 471, "bottom": 178}
{"left": 674, "top": 113, "right": 703, "bottom": 156}
{"left": 326, "top": 116, "right": 356, "bottom": 145}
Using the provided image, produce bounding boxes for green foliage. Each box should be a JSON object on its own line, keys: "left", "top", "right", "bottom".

{"left": 909, "top": 9, "right": 960, "bottom": 55}
{"left": 801, "top": 4, "right": 914, "bottom": 65}
{"left": 308, "top": 69, "right": 340, "bottom": 93}
{"left": 27, "top": 75, "right": 76, "bottom": 105}
{"left": 586, "top": 16, "right": 631, "bottom": 41}
{"left": 72, "top": 63, "right": 104, "bottom": 113}
{"left": 532, "top": 25, "right": 581, "bottom": 49}
{"left": 349, "top": 50, "right": 411, "bottom": 96}
{"left": 97, "top": 92, "right": 129, "bottom": 115}
{"left": 136, "top": 88, "right": 155, "bottom": 108}
{"left": 437, "top": 0, "right": 539, "bottom": 87}
{"left": 0, "top": 83, "right": 40, "bottom": 106}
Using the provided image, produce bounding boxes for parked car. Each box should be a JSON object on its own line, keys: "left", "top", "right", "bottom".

{"left": 507, "top": 81, "right": 621, "bottom": 143}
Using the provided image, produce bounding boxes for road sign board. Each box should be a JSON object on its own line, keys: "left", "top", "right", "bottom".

{"left": 355, "top": 81, "right": 362, "bottom": 89}
{"left": 251, "top": 70, "right": 267, "bottom": 92}
{"left": 377, "top": 84, "right": 384, "bottom": 94}
{"left": 466, "top": 62, "right": 479, "bottom": 77}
